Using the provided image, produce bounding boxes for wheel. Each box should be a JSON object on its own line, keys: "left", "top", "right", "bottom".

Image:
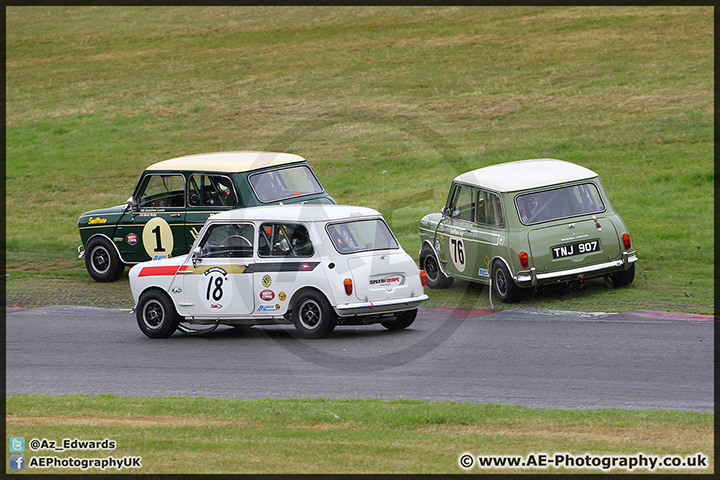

{"left": 85, "top": 237, "right": 125, "bottom": 282}
{"left": 381, "top": 309, "right": 417, "bottom": 330}
{"left": 420, "top": 245, "right": 453, "bottom": 289}
{"left": 292, "top": 291, "right": 336, "bottom": 339}
{"left": 492, "top": 261, "right": 523, "bottom": 303}
{"left": 609, "top": 264, "right": 635, "bottom": 287}
{"left": 136, "top": 290, "right": 181, "bottom": 338}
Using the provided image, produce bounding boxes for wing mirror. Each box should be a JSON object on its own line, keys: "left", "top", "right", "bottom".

{"left": 191, "top": 246, "right": 202, "bottom": 268}
{"left": 126, "top": 196, "right": 138, "bottom": 211}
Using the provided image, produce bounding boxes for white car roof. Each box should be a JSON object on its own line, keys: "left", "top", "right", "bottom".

{"left": 146, "top": 151, "right": 307, "bottom": 173}
{"left": 454, "top": 159, "right": 598, "bottom": 192}
{"left": 206, "top": 204, "right": 382, "bottom": 224}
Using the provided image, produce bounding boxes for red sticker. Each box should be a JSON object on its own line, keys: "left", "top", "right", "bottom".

{"left": 126, "top": 233, "right": 139, "bottom": 245}
{"left": 260, "top": 289, "right": 275, "bottom": 301}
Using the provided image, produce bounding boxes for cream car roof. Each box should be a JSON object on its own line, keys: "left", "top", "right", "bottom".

{"left": 145, "top": 151, "right": 307, "bottom": 173}
{"left": 454, "top": 159, "right": 598, "bottom": 193}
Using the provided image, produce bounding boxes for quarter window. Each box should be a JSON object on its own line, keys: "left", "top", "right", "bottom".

{"left": 258, "top": 223, "right": 314, "bottom": 257}
{"left": 476, "top": 190, "right": 504, "bottom": 227}
{"left": 188, "top": 174, "right": 238, "bottom": 208}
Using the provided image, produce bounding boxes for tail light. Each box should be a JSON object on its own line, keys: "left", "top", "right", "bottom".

{"left": 343, "top": 278, "right": 353, "bottom": 295}
{"left": 420, "top": 270, "right": 427, "bottom": 287}
{"left": 622, "top": 233, "right": 632, "bottom": 250}
{"left": 519, "top": 251, "right": 529, "bottom": 268}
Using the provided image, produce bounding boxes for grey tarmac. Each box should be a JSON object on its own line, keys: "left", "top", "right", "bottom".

{"left": 5, "top": 305, "right": 713, "bottom": 411}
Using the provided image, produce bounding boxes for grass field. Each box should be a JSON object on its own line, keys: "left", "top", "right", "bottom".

{"left": 5, "top": 395, "right": 714, "bottom": 474}
{"left": 5, "top": 6, "right": 714, "bottom": 314}
{"left": 4, "top": 6, "right": 715, "bottom": 476}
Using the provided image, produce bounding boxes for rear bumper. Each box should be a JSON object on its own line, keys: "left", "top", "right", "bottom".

{"left": 515, "top": 251, "right": 638, "bottom": 286}
{"left": 334, "top": 294, "right": 429, "bottom": 317}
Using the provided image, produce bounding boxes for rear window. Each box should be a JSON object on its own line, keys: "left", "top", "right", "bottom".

{"left": 249, "top": 165, "right": 324, "bottom": 203}
{"left": 326, "top": 219, "right": 399, "bottom": 254}
{"left": 515, "top": 183, "right": 605, "bottom": 225}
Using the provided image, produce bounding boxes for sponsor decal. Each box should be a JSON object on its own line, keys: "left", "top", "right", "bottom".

{"left": 262, "top": 275, "right": 272, "bottom": 287}
{"left": 275, "top": 304, "right": 281, "bottom": 311}
{"left": 257, "top": 305, "right": 279, "bottom": 312}
{"left": 478, "top": 268, "right": 489, "bottom": 277}
{"left": 301, "top": 263, "right": 310, "bottom": 270}
{"left": 484, "top": 255, "right": 490, "bottom": 266}
{"left": 260, "top": 289, "right": 275, "bottom": 301}
{"left": 210, "top": 303, "right": 223, "bottom": 309}
{"left": 88, "top": 217, "right": 107, "bottom": 225}
{"left": 126, "top": 233, "right": 139, "bottom": 245}
{"left": 278, "top": 291, "right": 287, "bottom": 302}
{"left": 152, "top": 254, "right": 169, "bottom": 261}
{"left": 204, "top": 266, "right": 228, "bottom": 277}
{"left": 370, "top": 276, "right": 402, "bottom": 286}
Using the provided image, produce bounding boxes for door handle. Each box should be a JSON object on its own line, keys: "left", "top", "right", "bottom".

{"left": 170, "top": 213, "right": 181, "bottom": 218}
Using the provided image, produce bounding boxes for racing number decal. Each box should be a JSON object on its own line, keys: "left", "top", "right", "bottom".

{"left": 198, "top": 267, "right": 232, "bottom": 311}
{"left": 142, "top": 217, "right": 174, "bottom": 260}
{"left": 449, "top": 237, "right": 466, "bottom": 273}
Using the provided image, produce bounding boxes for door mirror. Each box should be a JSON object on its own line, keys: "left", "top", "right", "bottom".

{"left": 126, "top": 196, "right": 137, "bottom": 211}
{"left": 191, "top": 246, "right": 202, "bottom": 267}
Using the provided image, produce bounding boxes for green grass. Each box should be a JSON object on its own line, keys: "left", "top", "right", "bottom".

{"left": 6, "top": 395, "right": 714, "bottom": 474}
{"left": 5, "top": 6, "right": 713, "bottom": 314}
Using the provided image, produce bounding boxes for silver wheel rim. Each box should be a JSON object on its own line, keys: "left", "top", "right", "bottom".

{"left": 495, "top": 268, "right": 508, "bottom": 296}
{"left": 142, "top": 299, "right": 165, "bottom": 330}
{"left": 298, "top": 299, "right": 321, "bottom": 330}
{"left": 91, "top": 245, "right": 111, "bottom": 275}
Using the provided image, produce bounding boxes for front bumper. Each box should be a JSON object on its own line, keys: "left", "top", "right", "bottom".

{"left": 515, "top": 251, "right": 638, "bottom": 287}
{"left": 334, "top": 294, "right": 429, "bottom": 317}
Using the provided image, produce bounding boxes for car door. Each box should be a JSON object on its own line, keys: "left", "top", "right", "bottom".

{"left": 435, "top": 183, "right": 481, "bottom": 281}
{"left": 173, "top": 222, "right": 255, "bottom": 318}
{"left": 471, "top": 189, "right": 507, "bottom": 280}
{"left": 116, "top": 173, "right": 188, "bottom": 263}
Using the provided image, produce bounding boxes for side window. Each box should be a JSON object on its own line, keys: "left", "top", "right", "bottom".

{"left": 138, "top": 174, "right": 185, "bottom": 208}
{"left": 188, "top": 174, "right": 238, "bottom": 208}
{"left": 450, "top": 185, "right": 475, "bottom": 222}
{"left": 198, "top": 223, "right": 254, "bottom": 258}
{"left": 476, "top": 190, "right": 504, "bottom": 228}
{"left": 258, "top": 223, "right": 314, "bottom": 257}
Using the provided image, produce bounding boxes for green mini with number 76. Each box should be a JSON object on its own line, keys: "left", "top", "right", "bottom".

{"left": 77, "top": 151, "right": 336, "bottom": 282}
{"left": 418, "top": 159, "right": 638, "bottom": 303}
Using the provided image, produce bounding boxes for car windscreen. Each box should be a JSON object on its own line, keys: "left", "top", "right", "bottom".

{"left": 249, "top": 165, "right": 324, "bottom": 203}
{"left": 326, "top": 218, "right": 399, "bottom": 254}
{"left": 515, "top": 183, "right": 605, "bottom": 225}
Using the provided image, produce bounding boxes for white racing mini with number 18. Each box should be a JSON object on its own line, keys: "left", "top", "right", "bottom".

{"left": 419, "top": 159, "right": 638, "bottom": 303}
{"left": 129, "top": 204, "right": 428, "bottom": 338}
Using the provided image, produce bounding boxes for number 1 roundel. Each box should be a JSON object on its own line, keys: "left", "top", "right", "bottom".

{"left": 142, "top": 217, "right": 174, "bottom": 259}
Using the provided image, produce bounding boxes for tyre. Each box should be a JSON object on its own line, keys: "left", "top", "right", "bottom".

{"left": 85, "top": 237, "right": 125, "bottom": 282}
{"left": 609, "top": 263, "right": 635, "bottom": 287}
{"left": 292, "top": 291, "right": 336, "bottom": 339}
{"left": 420, "top": 245, "right": 453, "bottom": 289}
{"left": 492, "top": 261, "right": 523, "bottom": 303}
{"left": 381, "top": 309, "right": 417, "bottom": 330}
{"left": 136, "top": 290, "right": 181, "bottom": 338}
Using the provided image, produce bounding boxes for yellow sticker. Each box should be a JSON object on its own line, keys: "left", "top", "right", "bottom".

{"left": 142, "top": 217, "right": 174, "bottom": 259}
{"left": 278, "top": 291, "right": 287, "bottom": 301}
{"left": 262, "top": 275, "right": 272, "bottom": 287}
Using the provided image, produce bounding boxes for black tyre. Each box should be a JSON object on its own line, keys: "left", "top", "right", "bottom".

{"left": 292, "top": 291, "right": 336, "bottom": 339}
{"left": 609, "top": 264, "right": 635, "bottom": 287}
{"left": 420, "top": 245, "right": 453, "bottom": 289}
{"left": 85, "top": 237, "right": 125, "bottom": 282}
{"left": 136, "top": 290, "right": 181, "bottom": 338}
{"left": 492, "top": 261, "right": 523, "bottom": 303}
{"left": 381, "top": 309, "right": 417, "bottom": 330}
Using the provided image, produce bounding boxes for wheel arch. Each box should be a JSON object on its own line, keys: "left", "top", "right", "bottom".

{"left": 85, "top": 232, "right": 132, "bottom": 265}
{"left": 420, "top": 239, "right": 450, "bottom": 278}
{"left": 286, "top": 286, "right": 335, "bottom": 319}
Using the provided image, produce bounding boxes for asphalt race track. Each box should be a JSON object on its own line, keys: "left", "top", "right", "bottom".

{"left": 5, "top": 305, "right": 714, "bottom": 411}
